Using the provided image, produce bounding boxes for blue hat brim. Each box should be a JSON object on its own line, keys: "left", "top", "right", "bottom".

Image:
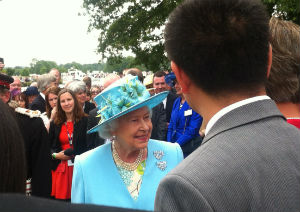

{"left": 87, "top": 91, "right": 169, "bottom": 134}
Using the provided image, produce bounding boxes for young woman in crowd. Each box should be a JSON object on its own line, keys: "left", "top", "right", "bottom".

{"left": 49, "top": 89, "right": 97, "bottom": 201}
{"left": 17, "top": 92, "right": 29, "bottom": 108}
{"left": 45, "top": 86, "right": 60, "bottom": 121}
{"left": 66, "top": 81, "right": 95, "bottom": 114}
{"left": 44, "top": 86, "right": 60, "bottom": 131}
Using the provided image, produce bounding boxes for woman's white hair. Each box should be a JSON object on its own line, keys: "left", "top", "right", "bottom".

{"left": 97, "top": 119, "right": 118, "bottom": 139}
{"left": 97, "top": 107, "right": 152, "bottom": 139}
{"left": 66, "top": 80, "right": 87, "bottom": 94}
{"left": 37, "top": 74, "right": 56, "bottom": 92}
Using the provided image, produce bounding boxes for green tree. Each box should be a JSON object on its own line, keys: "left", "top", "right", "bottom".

{"left": 83, "top": 0, "right": 299, "bottom": 71}
{"left": 82, "top": 0, "right": 183, "bottom": 71}
{"left": 30, "top": 60, "right": 58, "bottom": 74}
{"left": 5, "top": 67, "right": 15, "bottom": 76}
{"left": 262, "top": 0, "right": 300, "bottom": 24}
{"left": 104, "top": 56, "right": 146, "bottom": 73}
{"left": 21, "top": 68, "right": 30, "bottom": 76}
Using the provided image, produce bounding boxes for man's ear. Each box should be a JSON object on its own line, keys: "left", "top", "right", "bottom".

{"left": 171, "top": 61, "right": 191, "bottom": 93}
{"left": 266, "top": 44, "right": 272, "bottom": 78}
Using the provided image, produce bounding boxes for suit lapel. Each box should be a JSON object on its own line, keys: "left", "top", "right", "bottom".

{"left": 202, "top": 99, "right": 285, "bottom": 144}
{"left": 73, "top": 120, "right": 80, "bottom": 147}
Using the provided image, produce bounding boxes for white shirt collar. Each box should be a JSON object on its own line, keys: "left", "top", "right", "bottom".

{"left": 40, "top": 92, "right": 45, "bottom": 100}
{"left": 205, "top": 95, "right": 270, "bottom": 135}
{"left": 163, "top": 98, "right": 167, "bottom": 109}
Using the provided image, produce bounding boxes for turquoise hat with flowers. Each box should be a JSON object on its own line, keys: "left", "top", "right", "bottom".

{"left": 87, "top": 75, "right": 169, "bottom": 134}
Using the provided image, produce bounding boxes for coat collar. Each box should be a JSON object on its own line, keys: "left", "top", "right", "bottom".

{"left": 202, "top": 99, "right": 285, "bottom": 145}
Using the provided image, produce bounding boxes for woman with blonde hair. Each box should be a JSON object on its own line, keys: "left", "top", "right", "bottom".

{"left": 266, "top": 17, "right": 300, "bottom": 128}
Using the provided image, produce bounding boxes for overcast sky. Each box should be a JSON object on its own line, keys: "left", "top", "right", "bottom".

{"left": 0, "top": 0, "right": 101, "bottom": 67}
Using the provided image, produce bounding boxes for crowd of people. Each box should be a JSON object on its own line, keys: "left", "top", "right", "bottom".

{"left": 0, "top": 0, "right": 299, "bottom": 211}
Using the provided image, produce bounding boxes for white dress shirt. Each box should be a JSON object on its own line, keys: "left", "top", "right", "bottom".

{"left": 205, "top": 95, "right": 270, "bottom": 135}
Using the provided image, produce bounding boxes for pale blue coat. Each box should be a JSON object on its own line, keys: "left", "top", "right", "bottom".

{"left": 71, "top": 139, "right": 183, "bottom": 211}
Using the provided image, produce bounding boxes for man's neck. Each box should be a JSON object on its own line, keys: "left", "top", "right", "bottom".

{"left": 186, "top": 85, "right": 266, "bottom": 129}
{"left": 276, "top": 102, "right": 300, "bottom": 118}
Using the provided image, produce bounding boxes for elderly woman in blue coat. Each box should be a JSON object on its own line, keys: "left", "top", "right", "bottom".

{"left": 71, "top": 75, "right": 183, "bottom": 211}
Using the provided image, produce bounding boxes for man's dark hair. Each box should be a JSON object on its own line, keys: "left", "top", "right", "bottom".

{"left": 165, "top": 0, "right": 270, "bottom": 96}
{"left": 126, "top": 68, "right": 144, "bottom": 83}
{"left": 0, "top": 100, "right": 26, "bottom": 193}
{"left": 153, "top": 71, "right": 166, "bottom": 78}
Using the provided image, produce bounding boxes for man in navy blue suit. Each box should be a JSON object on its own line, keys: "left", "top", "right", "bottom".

{"left": 153, "top": 71, "right": 177, "bottom": 124}
{"left": 29, "top": 73, "right": 56, "bottom": 113}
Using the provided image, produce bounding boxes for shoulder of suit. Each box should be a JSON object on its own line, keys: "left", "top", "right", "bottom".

{"left": 15, "top": 107, "right": 45, "bottom": 118}
{"left": 86, "top": 101, "right": 96, "bottom": 109}
{"left": 168, "top": 91, "right": 178, "bottom": 98}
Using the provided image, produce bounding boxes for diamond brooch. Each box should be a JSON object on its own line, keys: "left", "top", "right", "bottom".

{"left": 153, "top": 150, "right": 164, "bottom": 160}
{"left": 153, "top": 150, "right": 167, "bottom": 171}
{"left": 156, "top": 161, "right": 167, "bottom": 171}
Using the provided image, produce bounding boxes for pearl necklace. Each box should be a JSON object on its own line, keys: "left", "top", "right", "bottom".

{"left": 112, "top": 141, "right": 144, "bottom": 171}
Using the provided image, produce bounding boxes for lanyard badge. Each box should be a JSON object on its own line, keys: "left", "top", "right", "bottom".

{"left": 65, "top": 122, "right": 74, "bottom": 146}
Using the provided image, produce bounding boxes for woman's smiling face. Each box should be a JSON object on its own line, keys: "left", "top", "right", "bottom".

{"left": 60, "top": 92, "right": 74, "bottom": 114}
{"left": 113, "top": 106, "right": 152, "bottom": 151}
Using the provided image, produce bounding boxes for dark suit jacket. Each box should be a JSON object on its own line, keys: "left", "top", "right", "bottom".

{"left": 29, "top": 94, "right": 45, "bottom": 113}
{"left": 89, "top": 107, "right": 98, "bottom": 119}
{"left": 155, "top": 99, "right": 300, "bottom": 212}
{"left": 84, "top": 101, "right": 96, "bottom": 114}
{"left": 49, "top": 116, "right": 101, "bottom": 170}
{"left": 151, "top": 102, "right": 167, "bottom": 141}
{"left": 0, "top": 193, "right": 147, "bottom": 212}
{"left": 165, "top": 92, "right": 177, "bottom": 123}
{"left": 15, "top": 113, "right": 51, "bottom": 198}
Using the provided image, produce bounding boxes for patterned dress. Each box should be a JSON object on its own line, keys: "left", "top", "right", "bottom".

{"left": 116, "top": 160, "right": 146, "bottom": 200}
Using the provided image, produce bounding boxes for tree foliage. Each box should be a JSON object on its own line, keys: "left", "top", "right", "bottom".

{"left": 83, "top": 0, "right": 299, "bottom": 71}
{"left": 83, "top": 0, "right": 183, "bottom": 71}
{"left": 262, "top": 0, "right": 300, "bottom": 24}
{"left": 103, "top": 56, "right": 146, "bottom": 73}
{"left": 30, "top": 59, "right": 58, "bottom": 75}
{"left": 3, "top": 59, "right": 124, "bottom": 76}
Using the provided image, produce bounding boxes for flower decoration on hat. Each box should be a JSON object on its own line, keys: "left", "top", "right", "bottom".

{"left": 98, "top": 77, "right": 149, "bottom": 123}
{"left": 88, "top": 75, "right": 169, "bottom": 134}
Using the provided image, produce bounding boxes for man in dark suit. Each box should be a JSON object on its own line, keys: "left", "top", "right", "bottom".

{"left": 29, "top": 74, "right": 56, "bottom": 113}
{"left": 150, "top": 102, "right": 167, "bottom": 141}
{"left": 0, "top": 73, "right": 52, "bottom": 198}
{"left": 153, "top": 71, "right": 177, "bottom": 124}
{"left": 14, "top": 109, "right": 52, "bottom": 197}
{"left": 155, "top": 0, "right": 300, "bottom": 211}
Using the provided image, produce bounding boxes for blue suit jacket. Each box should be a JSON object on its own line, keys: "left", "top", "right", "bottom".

{"left": 71, "top": 139, "right": 183, "bottom": 211}
{"left": 167, "top": 97, "right": 202, "bottom": 145}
